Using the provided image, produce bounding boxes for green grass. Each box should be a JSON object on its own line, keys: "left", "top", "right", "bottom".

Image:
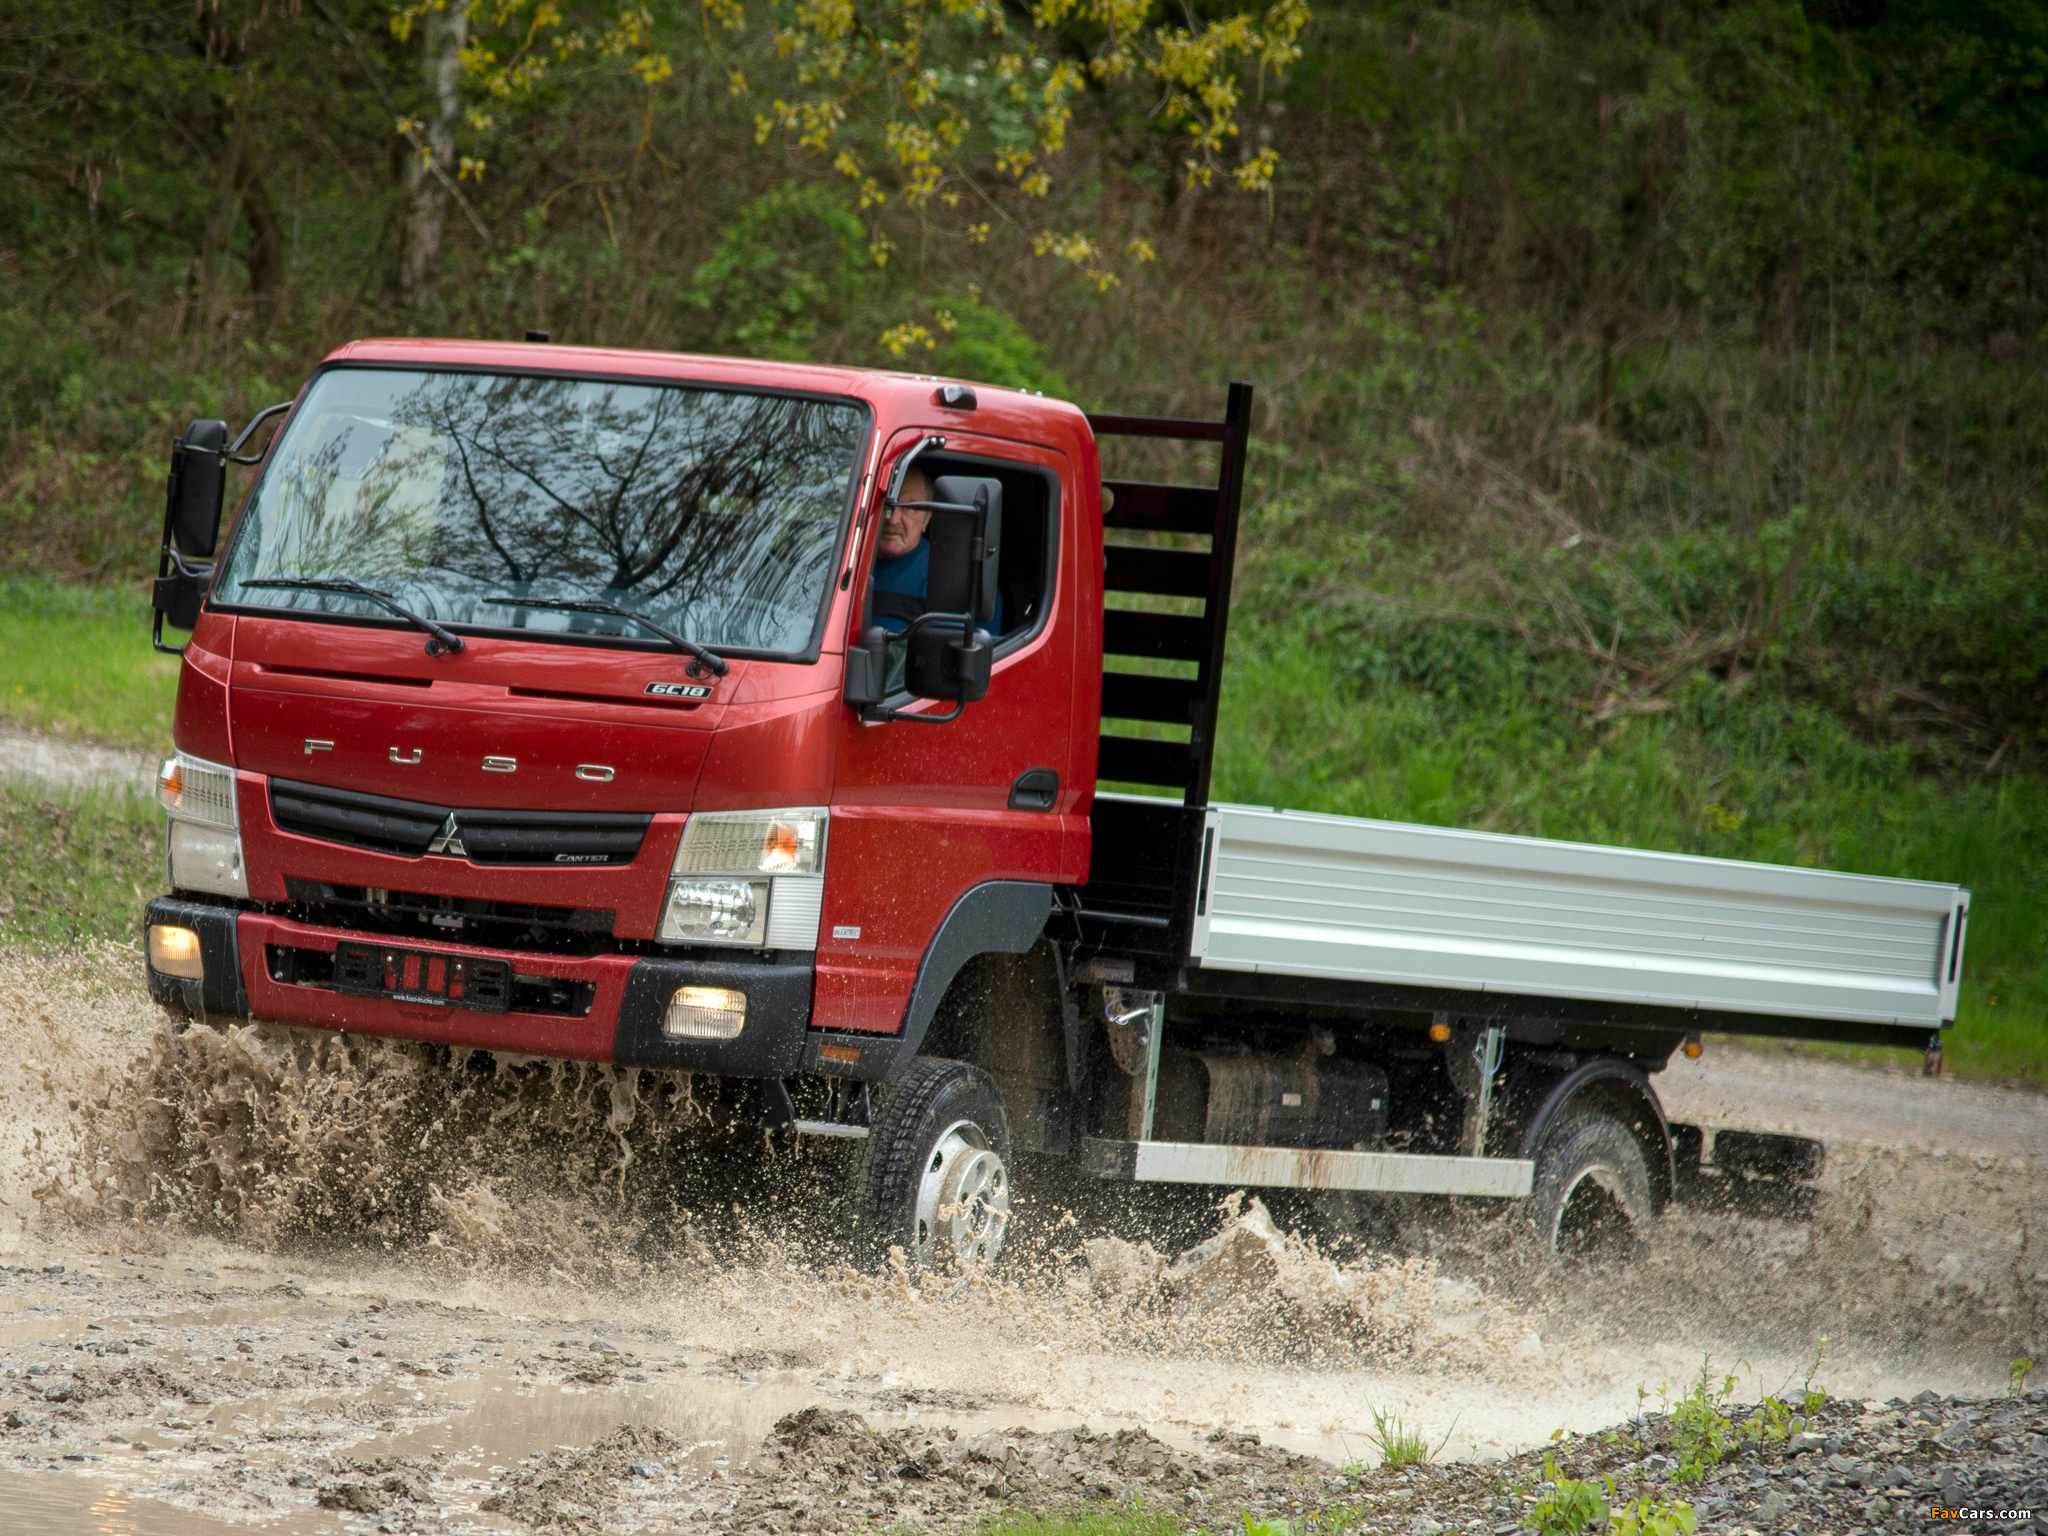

{"left": 0, "top": 781, "right": 161, "bottom": 945}
{"left": 0, "top": 579, "right": 180, "bottom": 750}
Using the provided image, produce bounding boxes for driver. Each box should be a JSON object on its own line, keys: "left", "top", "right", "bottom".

{"left": 867, "top": 466, "right": 935, "bottom": 635}
{"left": 867, "top": 465, "right": 1003, "bottom": 635}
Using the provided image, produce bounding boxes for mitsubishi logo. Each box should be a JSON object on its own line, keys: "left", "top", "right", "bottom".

{"left": 426, "top": 813, "right": 467, "bottom": 857}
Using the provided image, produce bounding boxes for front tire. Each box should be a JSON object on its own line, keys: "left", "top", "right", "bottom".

{"left": 853, "top": 1058, "right": 1013, "bottom": 1273}
{"left": 1529, "top": 1108, "right": 1654, "bottom": 1258}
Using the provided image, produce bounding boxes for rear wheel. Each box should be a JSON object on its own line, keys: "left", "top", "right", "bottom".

{"left": 1529, "top": 1108, "right": 1654, "bottom": 1258}
{"left": 853, "top": 1058, "right": 1013, "bottom": 1273}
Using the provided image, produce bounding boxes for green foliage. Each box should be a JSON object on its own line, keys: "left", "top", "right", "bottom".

{"left": 685, "top": 189, "right": 873, "bottom": 360}
{"left": 1663, "top": 1362, "right": 1737, "bottom": 1484}
{"left": 1608, "top": 1493, "right": 1698, "bottom": 1536}
{"left": 2012, "top": 1359, "right": 2036, "bottom": 1398}
{"left": 1734, "top": 1396, "right": 1796, "bottom": 1445}
{"left": 1797, "top": 1337, "right": 1831, "bottom": 1417}
{"left": 1241, "top": 1515, "right": 1294, "bottom": 1536}
{"left": 1525, "top": 1453, "right": 1610, "bottom": 1536}
{"left": 931, "top": 298, "right": 1072, "bottom": 399}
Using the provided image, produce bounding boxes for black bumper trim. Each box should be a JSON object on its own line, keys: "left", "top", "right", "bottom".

{"left": 612, "top": 956, "right": 814, "bottom": 1076}
{"left": 144, "top": 896, "right": 250, "bottom": 1020}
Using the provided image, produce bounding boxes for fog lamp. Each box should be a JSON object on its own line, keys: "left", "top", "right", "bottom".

{"left": 663, "top": 986, "right": 747, "bottom": 1041}
{"left": 148, "top": 924, "right": 205, "bottom": 981}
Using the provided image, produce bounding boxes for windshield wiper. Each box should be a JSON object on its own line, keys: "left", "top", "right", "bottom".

{"left": 482, "top": 595, "right": 729, "bottom": 676}
{"left": 241, "top": 576, "right": 465, "bottom": 657}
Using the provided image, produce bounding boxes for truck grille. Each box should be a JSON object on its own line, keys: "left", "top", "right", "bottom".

{"left": 269, "top": 778, "right": 651, "bottom": 865}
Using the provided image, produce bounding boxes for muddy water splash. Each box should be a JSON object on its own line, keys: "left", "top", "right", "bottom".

{"left": 8, "top": 950, "right": 2044, "bottom": 1462}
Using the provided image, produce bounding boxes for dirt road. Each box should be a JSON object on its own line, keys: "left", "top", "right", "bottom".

{"left": 0, "top": 952, "right": 2041, "bottom": 1533}
{"left": 0, "top": 725, "right": 157, "bottom": 794}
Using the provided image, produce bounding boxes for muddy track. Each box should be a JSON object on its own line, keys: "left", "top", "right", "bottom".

{"left": 0, "top": 725, "right": 158, "bottom": 794}
{"left": 0, "top": 950, "right": 2042, "bottom": 1532}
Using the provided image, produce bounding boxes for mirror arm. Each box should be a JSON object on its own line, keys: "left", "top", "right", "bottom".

{"left": 226, "top": 400, "right": 294, "bottom": 464}
{"left": 883, "top": 435, "right": 947, "bottom": 508}
{"left": 151, "top": 609, "right": 187, "bottom": 657}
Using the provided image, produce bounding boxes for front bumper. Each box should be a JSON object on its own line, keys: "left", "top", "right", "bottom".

{"left": 141, "top": 896, "right": 858, "bottom": 1077}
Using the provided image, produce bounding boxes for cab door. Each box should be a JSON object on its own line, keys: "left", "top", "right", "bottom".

{"left": 812, "top": 428, "right": 1080, "bottom": 1036}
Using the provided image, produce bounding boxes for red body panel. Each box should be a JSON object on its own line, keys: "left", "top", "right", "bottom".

{"left": 173, "top": 612, "right": 237, "bottom": 765}
{"left": 171, "top": 338, "right": 1106, "bottom": 1058}
{"left": 228, "top": 618, "right": 727, "bottom": 809}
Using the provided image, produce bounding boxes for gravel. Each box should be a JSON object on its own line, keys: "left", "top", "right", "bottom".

{"left": 1338, "top": 1389, "right": 2048, "bottom": 1536}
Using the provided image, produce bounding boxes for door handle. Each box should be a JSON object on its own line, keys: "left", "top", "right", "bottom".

{"left": 1009, "top": 767, "right": 1059, "bottom": 811}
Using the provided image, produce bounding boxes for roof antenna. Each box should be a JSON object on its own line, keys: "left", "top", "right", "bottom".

{"left": 525, "top": 329, "right": 551, "bottom": 343}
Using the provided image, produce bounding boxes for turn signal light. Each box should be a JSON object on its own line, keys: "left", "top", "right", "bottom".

{"left": 148, "top": 924, "right": 205, "bottom": 981}
{"left": 664, "top": 986, "right": 746, "bottom": 1041}
{"left": 1682, "top": 1035, "right": 1703, "bottom": 1059}
{"left": 1428, "top": 1021, "right": 1451, "bottom": 1042}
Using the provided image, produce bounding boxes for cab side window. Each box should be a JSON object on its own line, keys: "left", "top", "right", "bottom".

{"left": 866, "top": 453, "right": 1057, "bottom": 653}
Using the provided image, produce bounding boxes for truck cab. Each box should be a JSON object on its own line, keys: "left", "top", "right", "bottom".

{"left": 151, "top": 340, "right": 1100, "bottom": 1065}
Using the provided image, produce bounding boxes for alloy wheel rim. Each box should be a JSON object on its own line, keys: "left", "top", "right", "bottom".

{"left": 911, "top": 1120, "right": 1010, "bottom": 1270}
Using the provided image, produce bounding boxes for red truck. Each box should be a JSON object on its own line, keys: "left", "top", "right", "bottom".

{"left": 145, "top": 339, "right": 1967, "bottom": 1270}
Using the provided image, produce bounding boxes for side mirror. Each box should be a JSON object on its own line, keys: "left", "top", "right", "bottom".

{"left": 926, "top": 476, "right": 1002, "bottom": 625}
{"left": 905, "top": 623, "right": 993, "bottom": 703}
{"left": 166, "top": 419, "right": 229, "bottom": 558}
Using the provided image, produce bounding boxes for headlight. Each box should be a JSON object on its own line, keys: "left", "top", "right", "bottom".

{"left": 160, "top": 753, "right": 247, "bottom": 899}
{"left": 658, "top": 879, "right": 768, "bottom": 945}
{"left": 169, "top": 820, "right": 248, "bottom": 899}
{"left": 659, "top": 808, "right": 828, "bottom": 949}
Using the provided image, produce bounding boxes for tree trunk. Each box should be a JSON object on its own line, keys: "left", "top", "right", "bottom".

{"left": 237, "top": 157, "right": 285, "bottom": 298}
{"left": 387, "top": 3, "right": 467, "bottom": 313}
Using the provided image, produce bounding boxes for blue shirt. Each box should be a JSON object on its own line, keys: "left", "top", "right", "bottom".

{"left": 870, "top": 538, "right": 1002, "bottom": 634}
{"left": 870, "top": 540, "right": 930, "bottom": 634}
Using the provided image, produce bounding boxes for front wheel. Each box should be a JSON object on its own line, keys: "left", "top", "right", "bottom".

{"left": 1528, "top": 1107, "right": 1654, "bottom": 1258}
{"left": 853, "top": 1058, "right": 1013, "bottom": 1273}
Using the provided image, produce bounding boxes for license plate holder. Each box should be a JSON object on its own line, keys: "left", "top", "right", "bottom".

{"left": 331, "top": 940, "right": 513, "bottom": 1013}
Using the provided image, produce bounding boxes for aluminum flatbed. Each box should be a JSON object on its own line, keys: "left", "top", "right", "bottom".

{"left": 1184, "top": 803, "right": 1968, "bottom": 1041}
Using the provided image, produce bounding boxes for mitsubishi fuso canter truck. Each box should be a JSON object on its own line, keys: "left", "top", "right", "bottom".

{"left": 142, "top": 340, "right": 1970, "bottom": 1269}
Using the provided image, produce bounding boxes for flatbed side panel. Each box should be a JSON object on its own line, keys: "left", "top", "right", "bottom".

{"left": 1188, "top": 805, "right": 1968, "bottom": 1030}
{"left": 1077, "top": 1137, "right": 1534, "bottom": 1197}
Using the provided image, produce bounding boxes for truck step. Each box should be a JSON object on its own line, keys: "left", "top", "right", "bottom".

{"left": 1075, "top": 1137, "right": 1533, "bottom": 1198}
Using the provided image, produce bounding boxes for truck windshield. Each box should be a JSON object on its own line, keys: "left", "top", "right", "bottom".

{"left": 213, "top": 367, "right": 868, "bottom": 655}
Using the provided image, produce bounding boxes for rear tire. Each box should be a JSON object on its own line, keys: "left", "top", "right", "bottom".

{"left": 1529, "top": 1108, "right": 1654, "bottom": 1258}
{"left": 852, "top": 1058, "right": 1013, "bottom": 1274}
